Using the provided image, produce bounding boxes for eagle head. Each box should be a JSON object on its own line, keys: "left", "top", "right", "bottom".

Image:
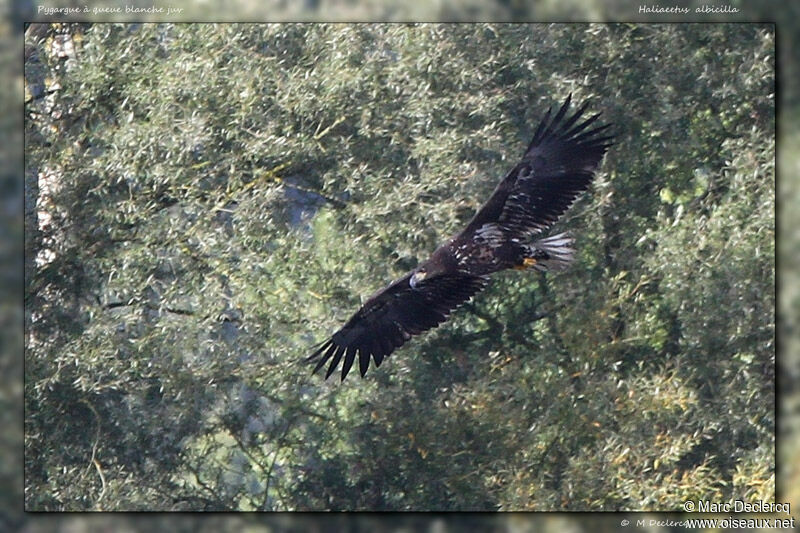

{"left": 409, "top": 267, "right": 427, "bottom": 289}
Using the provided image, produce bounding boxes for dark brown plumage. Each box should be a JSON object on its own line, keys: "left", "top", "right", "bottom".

{"left": 308, "top": 95, "right": 613, "bottom": 381}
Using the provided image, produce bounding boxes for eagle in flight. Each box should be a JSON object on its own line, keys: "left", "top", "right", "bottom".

{"left": 307, "top": 95, "right": 613, "bottom": 381}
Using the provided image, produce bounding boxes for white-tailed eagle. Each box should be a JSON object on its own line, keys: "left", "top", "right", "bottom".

{"left": 308, "top": 95, "right": 613, "bottom": 381}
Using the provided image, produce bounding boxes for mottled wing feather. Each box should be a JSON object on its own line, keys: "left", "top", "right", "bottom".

{"left": 307, "top": 272, "right": 488, "bottom": 381}
{"left": 465, "top": 94, "right": 613, "bottom": 238}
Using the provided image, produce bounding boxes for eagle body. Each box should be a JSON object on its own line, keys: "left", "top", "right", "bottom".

{"left": 308, "top": 95, "right": 613, "bottom": 381}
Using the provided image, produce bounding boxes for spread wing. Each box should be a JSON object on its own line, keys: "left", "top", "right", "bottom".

{"left": 307, "top": 272, "right": 488, "bottom": 381}
{"left": 464, "top": 94, "right": 613, "bottom": 237}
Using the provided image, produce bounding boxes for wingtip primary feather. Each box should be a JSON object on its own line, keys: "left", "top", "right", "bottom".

{"left": 325, "top": 345, "right": 346, "bottom": 379}
{"left": 551, "top": 94, "right": 572, "bottom": 129}
{"left": 357, "top": 349, "right": 369, "bottom": 377}
{"left": 340, "top": 346, "right": 358, "bottom": 381}
{"left": 528, "top": 95, "right": 614, "bottom": 153}
{"left": 308, "top": 341, "right": 334, "bottom": 375}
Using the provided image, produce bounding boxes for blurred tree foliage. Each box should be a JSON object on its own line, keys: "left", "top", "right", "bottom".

{"left": 24, "top": 23, "right": 773, "bottom": 511}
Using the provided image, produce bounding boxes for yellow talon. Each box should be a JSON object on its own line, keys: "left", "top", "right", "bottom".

{"left": 514, "top": 257, "right": 538, "bottom": 270}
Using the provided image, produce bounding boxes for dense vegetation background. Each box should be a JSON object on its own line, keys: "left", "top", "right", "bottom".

{"left": 24, "top": 23, "right": 774, "bottom": 511}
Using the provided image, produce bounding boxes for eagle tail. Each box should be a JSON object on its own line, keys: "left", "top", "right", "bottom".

{"left": 523, "top": 232, "right": 575, "bottom": 272}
